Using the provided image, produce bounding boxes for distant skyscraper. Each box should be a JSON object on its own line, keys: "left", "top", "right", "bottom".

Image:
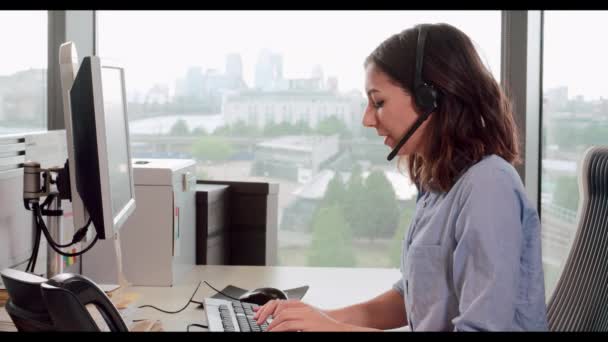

{"left": 545, "top": 86, "right": 568, "bottom": 110}
{"left": 327, "top": 76, "right": 338, "bottom": 93}
{"left": 311, "top": 64, "right": 324, "bottom": 89}
{"left": 255, "top": 49, "right": 283, "bottom": 91}
{"left": 225, "top": 53, "right": 246, "bottom": 89}
{"left": 176, "top": 66, "right": 204, "bottom": 98}
{"left": 226, "top": 53, "right": 243, "bottom": 79}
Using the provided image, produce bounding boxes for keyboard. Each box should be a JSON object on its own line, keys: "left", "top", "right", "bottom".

{"left": 204, "top": 297, "right": 272, "bottom": 332}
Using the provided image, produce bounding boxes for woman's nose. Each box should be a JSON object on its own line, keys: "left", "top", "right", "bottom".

{"left": 362, "top": 107, "right": 376, "bottom": 127}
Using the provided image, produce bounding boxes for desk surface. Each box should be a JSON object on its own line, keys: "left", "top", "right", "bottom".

{"left": 126, "top": 265, "right": 401, "bottom": 332}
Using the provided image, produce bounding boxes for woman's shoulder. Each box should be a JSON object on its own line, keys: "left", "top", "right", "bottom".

{"left": 455, "top": 154, "right": 524, "bottom": 194}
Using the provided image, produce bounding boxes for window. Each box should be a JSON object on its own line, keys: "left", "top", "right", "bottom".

{"left": 541, "top": 11, "right": 608, "bottom": 298}
{"left": 97, "top": 10, "right": 501, "bottom": 268}
{"left": 0, "top": 11, "right": 47, "bottom": 135}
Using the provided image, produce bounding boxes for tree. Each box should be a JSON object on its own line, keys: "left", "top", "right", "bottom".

{"left": 389, "top": 204, "right": 415, "bottom": 268}
{"left": 364, "top": 170, "right": 400, "bottom": 239}
{"left": 316, "top": 116, "right": 348, "bottom": 137}
{"left": 169, "top": 118, "right": 190, "bottom": 136}
{"left": 320, "top": 173, "right": 347, "bottom": 207}
{"left": 307, "top": 205, "right": 356, "bottom": 267}
{"left": 554, "top": 175, "right": 579, "bottom": 213}
{"left": 191, "top": 126, "right": 208, "bottom": 136}
{"left": 343, "top": 164, "right": 368, "bottom": 238}
{"left": 191, "top": 136, "right": 234, "bottom": 162}
{"left": 294, "top": 119, "right": 312, "bottom": 135}
{"left": 213, "top": 121, "right": 261, "bottom": 137}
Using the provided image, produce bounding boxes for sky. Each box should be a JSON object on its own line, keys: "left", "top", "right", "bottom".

{"left": 1, "top": 11, "right": 607, "bottom": 101}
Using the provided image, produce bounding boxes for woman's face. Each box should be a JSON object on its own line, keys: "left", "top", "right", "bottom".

{"left": 362, "top": 62, "right": 430, "bottom": 157}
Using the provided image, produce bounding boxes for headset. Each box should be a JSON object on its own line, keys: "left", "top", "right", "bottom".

{"left": 386, "top": 25, "right": 439, "bottom": 161}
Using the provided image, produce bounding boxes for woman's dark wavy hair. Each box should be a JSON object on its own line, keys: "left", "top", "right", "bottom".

{"left": 365, "top": 23, "right": 520, "bottom": 193}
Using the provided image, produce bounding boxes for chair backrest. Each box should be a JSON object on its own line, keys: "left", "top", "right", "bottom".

{"left": 547, "top": 146, "right": 608, "bottom": 331}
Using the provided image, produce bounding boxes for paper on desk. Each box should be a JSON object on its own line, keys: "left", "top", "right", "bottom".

{"left": 130, "top": 319, "right": 163, "bottom": 332}
{"left": 0, "top": 306, "right": 18, "bottom": 332}
{"left": 105, "top": 231, "right": 132, "bottom": 305}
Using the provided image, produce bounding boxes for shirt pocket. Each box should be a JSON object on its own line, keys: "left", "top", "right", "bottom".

{"left": 405, "top": 244, "right": 448, "bottom": 313}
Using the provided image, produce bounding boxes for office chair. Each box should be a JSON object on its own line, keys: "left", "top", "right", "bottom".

{"left": 547, "top": 145, "right": 608, "bottom": 331}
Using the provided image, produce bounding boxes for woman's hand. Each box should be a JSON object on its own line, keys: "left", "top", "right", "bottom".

{"left": 253, "top": 299, "right": 349, "bottom": 332}
{"left": 253, "top": 299, "right": 308, "bottom": 325}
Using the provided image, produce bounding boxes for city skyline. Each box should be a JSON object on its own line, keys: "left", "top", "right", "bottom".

{"left": 3, "top": 11, "right": 608, "bottom": 101}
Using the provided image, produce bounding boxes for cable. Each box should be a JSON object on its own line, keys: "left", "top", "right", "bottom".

{"left": 37, "top": 196, "right": 92, "bottom": 248}
{"left": 34, "top": 204, "right": 99, "bottom": 257}
{"left": 203, "top": 281, "right": 242, "bottom": 302}
{"left": 25, "top": 217, "right": 42, "bottom": 273}
{"left": 187, "top": 323, "right": 208, "bottom": 332}
{"left": 138, "top": 281, "right": 203, "bottom": 314}
{"left": 28, "top": 214, "right": 43, "bottom": 272}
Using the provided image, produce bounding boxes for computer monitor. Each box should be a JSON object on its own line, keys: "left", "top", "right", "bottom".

{"left": 58, "top": 42, "right": 88, "bottom": 235}
{"left": 68, "top": 56, "right": 136, "bottom": 240}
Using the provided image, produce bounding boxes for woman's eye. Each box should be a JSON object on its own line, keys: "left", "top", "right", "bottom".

{"left": 373, "top": 101, "right": 384, "bottom": 109}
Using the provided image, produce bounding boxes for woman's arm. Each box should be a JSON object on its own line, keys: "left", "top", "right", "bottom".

{"left": 324, "top": 288, "right": 407, "bottom": 330}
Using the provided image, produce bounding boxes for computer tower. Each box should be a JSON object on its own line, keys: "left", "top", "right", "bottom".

{"left": 119, "top": 158, "right": 197, "bottom": 286}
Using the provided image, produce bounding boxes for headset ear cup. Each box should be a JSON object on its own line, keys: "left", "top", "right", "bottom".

{"left": 415, "top": 85, "right": 437, "bottom": 114}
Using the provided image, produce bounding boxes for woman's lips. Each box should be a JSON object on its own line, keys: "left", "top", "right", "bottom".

{"left": 384, "top": 136, "right": 392, "bottom": 147}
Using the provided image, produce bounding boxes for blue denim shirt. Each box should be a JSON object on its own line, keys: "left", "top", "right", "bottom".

{"left": 393, "top": 155, "right": 548, "bottom": 331}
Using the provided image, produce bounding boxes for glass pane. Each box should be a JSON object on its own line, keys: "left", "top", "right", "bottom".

{"left": 541, "top": 10, "right": 608, "bottom": 298}
{"left": 0, "top": 11, "right": 47, "bottom": 134}
{"left": 98, "top": 10, "right": 501, "bottom": 268}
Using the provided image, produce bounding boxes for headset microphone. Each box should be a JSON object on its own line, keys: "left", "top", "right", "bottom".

{"left": 386, "top": 24, "right": 438, "bottom": 162}
{"left": 386, "top": 109, "right": 432, "bottom": 161}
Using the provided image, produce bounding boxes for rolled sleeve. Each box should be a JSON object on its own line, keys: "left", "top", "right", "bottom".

{"left": 393, "top": 279, "right": 405, "bottom": 297}
{"left": 451, "top": 169, "right": 523, "bottom": 331}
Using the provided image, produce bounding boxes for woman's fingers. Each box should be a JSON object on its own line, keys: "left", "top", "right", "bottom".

{"left": 253, "top": 299, "right": 283, "bottom": 323}
{"left": 255, "top": 299, "right": 303, "bottom": 325}
{"left": 266, "top": 308, "right": 307, "bottom": 331}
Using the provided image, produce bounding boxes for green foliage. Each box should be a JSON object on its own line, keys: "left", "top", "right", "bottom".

{"left": 554, "top": 175, "right": 579, "bottom": 212}
{"left": 169, "top": 119, "right": 190, "bottom": 136}
{"left": 264, "top": 121, "right": 313, "bottom": 136}
{"left": 307, "top": 205, "right": 356, "bottom": 267}
{"left": 213, "top": 121, "right": 262, "bottom": 137}
{"left": 320, "top": 173, "right": 347, "bottom": 207}
{"left": 342, "top": 167, "right": 400, "bottom": 240}
{"left": 191, "top": 136, "right": 234, "bottom": 162}
{"left": 389, "top": 204, "right": 415, "bottom": 268}
{"left": 316, "top": 116, "right": 349, "bottom": 137}
{"left": 343, "top": 165, "right": 369, "bottom": 238}
{"left": 191, "top": 126, "right": 208, "bottom": 136}
{"left": 547, "top": 120, "right": 608, "bottom": 151}
{"left": 364, "top": 170, "right": 400, "bottom": 239}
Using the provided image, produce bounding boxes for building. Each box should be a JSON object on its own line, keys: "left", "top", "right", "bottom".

{"left": 254, "top": 49, "right": 284, "bottom": 91}
{"left": 251, "top": 135, "right": 340, "bottom": 183}
{"left": 0, "top": 69, "right": 46, "bottom": 123}
{"left": 544, "top": 86, "right": 568, "bottom": 112}
{"left": 222, "top": 88, "right": 365, "bottom": 131}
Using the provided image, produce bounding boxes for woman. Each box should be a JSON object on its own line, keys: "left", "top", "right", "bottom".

{"left": 253, "top": 23, "right": 548, "bottom": 332}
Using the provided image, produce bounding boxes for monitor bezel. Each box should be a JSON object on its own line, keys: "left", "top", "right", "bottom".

{"left": 94, "top": 58, "right": 136, "bottom": 237}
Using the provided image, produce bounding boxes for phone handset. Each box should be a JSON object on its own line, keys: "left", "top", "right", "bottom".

{"left": 40, "top": 273, "right": 128, "bottom": 332}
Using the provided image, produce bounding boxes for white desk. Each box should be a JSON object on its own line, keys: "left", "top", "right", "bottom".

{"left": 126, "top": 265, "right": 401, "bottom": 331}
